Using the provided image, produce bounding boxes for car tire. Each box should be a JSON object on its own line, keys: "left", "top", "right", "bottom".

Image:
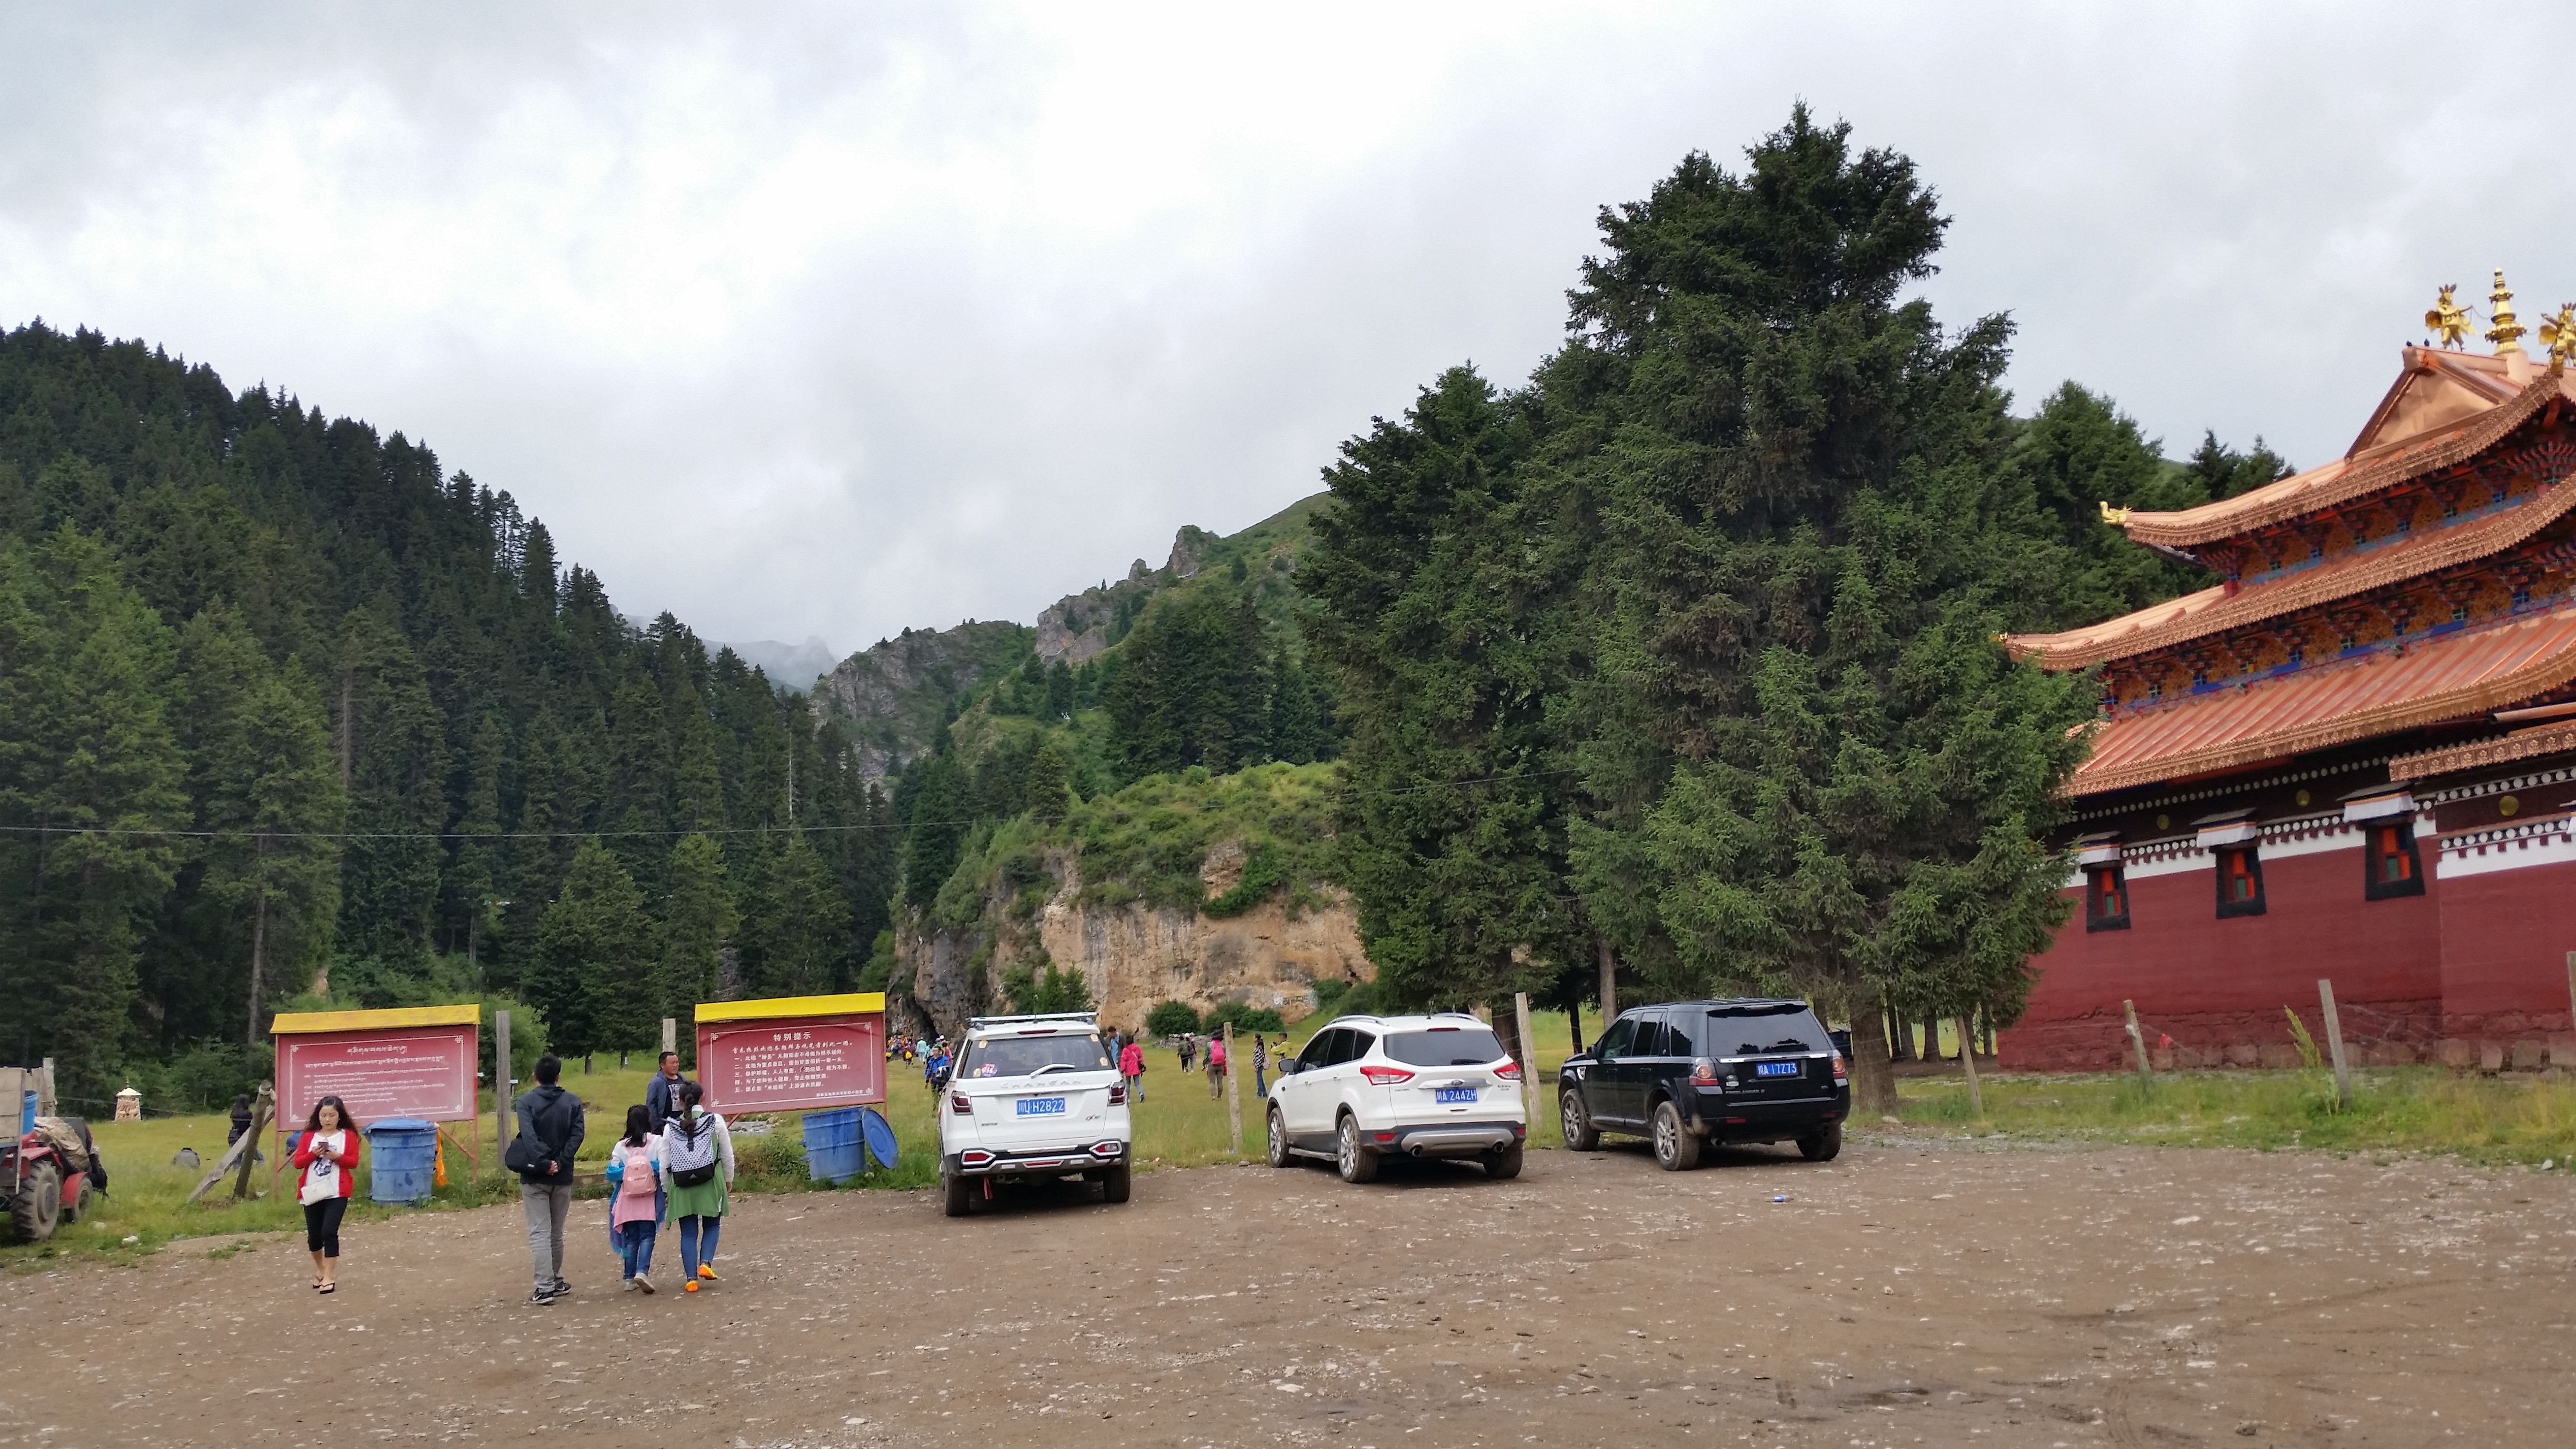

{"left": 1651, "top": 1100, "right": 1702, "bottom": 1172}
{"left": 1482, "top": 1143, "right": 1524, "bottom": 1180}
{"left": 1266, "top": 1108, "right": 1296, "bottom": 1167}
{"left": 941, "top": 1171, "right": 973, "bottom": 1218}
{"left": 1560, "top": 1091, "right": 1602, "bottom": 1152}
{"left": 1098, "top": 1163, "right": 1132, "bottom": 1204}
{"left": 1336, "top": 1114, "right": 1380, "bottom": 1184}
{"left": 1797, "top": 1123, "right": 1843, "bottom": 1161}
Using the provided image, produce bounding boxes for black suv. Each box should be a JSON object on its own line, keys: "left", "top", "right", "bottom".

{"left": 1558, "top": 999, "right": 1849, "bottom": 1169}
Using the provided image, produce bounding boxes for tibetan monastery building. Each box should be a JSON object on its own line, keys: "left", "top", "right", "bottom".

{"left": 2002, "top": 275, "right": 2576, "bottom": 1071}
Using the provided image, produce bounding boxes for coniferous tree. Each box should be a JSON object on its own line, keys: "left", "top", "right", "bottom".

{"left": 752, "top": 831, "right": 850, "bottom": 997}
{"left": 661, "top": 832, "right": 739, "bottom": 1018}
{"left": 535, "top": 838, "right": 657, "bottom": 1054}
{"left": 0, "top": 529, "right": 190, "bottom": 1100}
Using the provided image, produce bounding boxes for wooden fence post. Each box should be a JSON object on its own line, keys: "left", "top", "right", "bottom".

{"left": 493, "top": 1010, "right": 512, "bottom": 1182}
{"left": 2317, "top": 979, "right": 2351, "bottom": 1110}
{"left": 1957, "top": 1015, "right": 1984, "bottom": 1119}
{"left": 1513, "top": 993, "right": 1544, "bottom": 1134}
{"left": 2122, "top": 1000, "right": 2153, "bottom": 1086}
{"left": 232, "top": 1083, "right": 272, "bottom": 1200}
{"left": 661, "top": 1017, "right": 676, "bottom": 1058}
{"left": 1224, "top": 1022, "right": 1243, "bottom": 1156}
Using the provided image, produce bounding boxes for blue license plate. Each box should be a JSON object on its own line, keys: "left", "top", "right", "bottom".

{"left": 1015, "top": 1096, "right": 1067, "bottom": 1116}
{"left": 1755, "top": 1062, "right": 1802, "bottom": 1078}
{"left": 1434, "top": 1087, "right": 1478, "bottom": 1104}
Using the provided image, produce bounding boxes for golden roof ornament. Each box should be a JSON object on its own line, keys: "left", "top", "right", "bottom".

{"left": 2540, "top": 304, "right": 2576, "bottom": 373}
{"left": 2486, "top": 269, "right": 2527, "bottom": 355}
{"left": 2098, "top": 500, "right": 2133, "bottom": 527}
{"left": 2425, "top": 284, "right": 2472, "bottom": 348}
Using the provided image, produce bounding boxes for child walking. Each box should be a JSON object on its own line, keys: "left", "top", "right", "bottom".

{"left": 608, "top": 1104, "right": 663, "bottom": 1293}
{"left": 660, "top": 1081, "right": 735, "bottom": 1292}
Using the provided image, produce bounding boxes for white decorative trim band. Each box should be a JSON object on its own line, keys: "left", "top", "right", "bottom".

{"left": 2436, "top": 814, "right": 2576, "bottom": 878}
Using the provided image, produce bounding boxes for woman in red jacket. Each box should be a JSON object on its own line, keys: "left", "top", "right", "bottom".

{"left": 293, "top": 1095, "right": 361, "bottom": 1294}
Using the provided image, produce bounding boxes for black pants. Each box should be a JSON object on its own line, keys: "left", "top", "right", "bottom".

{"left": 304, "top": 1196, "right": 348, "bottom": 1257}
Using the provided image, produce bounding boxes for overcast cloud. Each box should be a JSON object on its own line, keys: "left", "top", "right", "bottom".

{"left": 3, "top": 4, "right": 2565, "bottom": 656}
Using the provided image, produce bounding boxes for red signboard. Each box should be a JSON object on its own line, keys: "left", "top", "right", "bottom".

{"left": 276, "top": 1024, "right": 478, "bottom": 1127}
{"left": 696, "top": 1012, "right": 885, "bottom": 1113}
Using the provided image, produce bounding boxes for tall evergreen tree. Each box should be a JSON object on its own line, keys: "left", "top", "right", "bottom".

{"left": 0, "top": 529, "right": 190, "bottom": 1100}
{"left": 534, "top": 838, "right": 657, "bottom": 1054}
{"left": 661, "top": 832, "right": 739, "bottom": 1019}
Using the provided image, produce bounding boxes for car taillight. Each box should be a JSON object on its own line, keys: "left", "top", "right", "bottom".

{"left": 1495, "top": 1060, "right": 1522, "bottom": 1082}
{"left": 1831, "top": 1054, "right": 1848, "bottom": 1083}
{"left": 1358, "top": 1064, "right": 1415, "bottom": 1086}
{"left": 960, "top": 1149, "right": 993, "bottom": 1167}
{"left": 950, "top": 1092, "right": 972, "bottom": 1115}
{"left": 1690, "top": 1057, "right": 1720, "bottom": 1086}
{"left": 1109, "top": 1082, "right": 1127, "bottom": 1105}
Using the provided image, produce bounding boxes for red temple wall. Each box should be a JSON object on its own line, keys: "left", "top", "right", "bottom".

{"left": 2005, "top": 833, "right": 2443, "bottom": 1071}
{"left": 2431, "top": 840, "right": 2576, "bottom": 1041}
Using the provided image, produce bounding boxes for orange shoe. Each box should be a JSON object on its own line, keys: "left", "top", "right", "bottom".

{"left": 684, "top": 1281, "right": 699, "bottom": 1293}
{"left": 697, "top": 1265, "right": 718, "bottom": 1281}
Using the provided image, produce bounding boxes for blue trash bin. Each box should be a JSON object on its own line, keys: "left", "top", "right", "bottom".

{"left": 364, "top": 1118, "right": 439, "bottom": 1206}
{"left": 803, "top": 1107, "right": 864, "bottom": 1184}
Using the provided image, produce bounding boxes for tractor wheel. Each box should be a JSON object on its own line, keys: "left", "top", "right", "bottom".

{"left": 11, "top": 1162, "right": 60, "bottom": 1242}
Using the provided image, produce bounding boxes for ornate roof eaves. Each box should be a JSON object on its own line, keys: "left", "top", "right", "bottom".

{"left": 2116, "top": 370, "right": 2569, "bottom": 550}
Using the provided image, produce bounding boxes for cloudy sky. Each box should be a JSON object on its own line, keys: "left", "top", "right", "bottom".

{"left": 4, "top": 4, "right": 2567, "bottom": 659}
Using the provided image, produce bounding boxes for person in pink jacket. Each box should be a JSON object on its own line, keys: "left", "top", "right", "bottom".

{"left": 607, "top": 1105, "right": 664, "bottom": 1293}
{"left": 1119, "top": 1038, "right": 1145, "bottom": 1104}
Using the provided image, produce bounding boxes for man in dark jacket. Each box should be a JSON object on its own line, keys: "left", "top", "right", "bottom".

{"left": 644, "top": 1051, "right": 685, "bottom": 1131}
{"left": 512, "top": 1055, "right": 585, "bottom": 1305}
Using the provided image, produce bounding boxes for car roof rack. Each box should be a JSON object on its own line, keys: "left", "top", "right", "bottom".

{"left": 967, "top": 1012, "right": 1099, "bottom": 1028}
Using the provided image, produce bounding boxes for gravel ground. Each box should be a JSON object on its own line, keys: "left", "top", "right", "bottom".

{"left": 1, "top": 1134, "right": 2569, "bottom": 1448}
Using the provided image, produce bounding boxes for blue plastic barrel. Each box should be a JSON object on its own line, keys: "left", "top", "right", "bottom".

{"left": 364, "top": 1118, "right": 439, "bottom": 1206}
{"left": 18, "top": 1090, "right": 33, "bottom": 1136}
{"left": 803, "top": 1107, "right": 864, "bottom": 1183}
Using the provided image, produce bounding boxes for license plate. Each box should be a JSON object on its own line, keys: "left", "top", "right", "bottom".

{"left": 1015, "top": 1096, "right": 1067, "bottom": 1116}
{"left": 1755, "top": 1062, "right": 1801, "bottom": 1078}
{"left": 1434, "top": 1087, "right": 1478, "bottom": 1104}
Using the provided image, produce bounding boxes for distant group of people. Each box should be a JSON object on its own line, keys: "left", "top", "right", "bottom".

{"left": 509, "top": 1049, "right": 733, "bottom": 1305}
{"left": 1170, "top": 1030, "right": 1267, "bottom": 1096}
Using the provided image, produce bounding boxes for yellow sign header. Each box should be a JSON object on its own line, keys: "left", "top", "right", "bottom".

{"left": 694, "top": 992, "right": 886, "bottom": 1025}
{"left": 271, "top": 1003, "right": 482, "bottom": 1036}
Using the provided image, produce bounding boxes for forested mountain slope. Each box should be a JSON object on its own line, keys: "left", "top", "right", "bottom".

{"left": 0, "top": 323, "right": 895, "bottom": 1105}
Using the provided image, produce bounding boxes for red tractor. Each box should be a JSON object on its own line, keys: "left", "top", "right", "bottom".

{"left": 2, "top": 1118, "right": 95, "bottom": 1242}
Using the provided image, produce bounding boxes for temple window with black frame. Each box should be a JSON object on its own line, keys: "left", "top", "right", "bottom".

{"left": 2085, "top": 865, "right": 2130, "bottom": 931}
{"left": 2215, "top": 845, "right": 2266, "bottom": 918}
{"left": 2364, "top": 821, "right": 2425, "bottom": 900}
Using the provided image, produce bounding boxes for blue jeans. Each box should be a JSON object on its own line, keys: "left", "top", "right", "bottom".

{"left": 678, "top": 1215, "right": 723, "bottom": 1277}
{"left": 1256, "top": 1066, "right": 1266, "bottom": 1095}
{"left": 617, "top": 1220, "right": 657, "bottom": 1279}
{"left": 606, "top": 1185, "right": 666, "bottom": 1252}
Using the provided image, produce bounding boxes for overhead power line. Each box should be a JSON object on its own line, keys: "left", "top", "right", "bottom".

{"left": 0, "top": 767, "right": 1587, "bottom": 843}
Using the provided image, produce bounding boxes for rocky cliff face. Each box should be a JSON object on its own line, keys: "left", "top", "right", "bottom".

{"left": 1029, "top": 526, "right": 1209, "bottom": 667}
{"left": 893, "top": 843, "right": 1374, "bottom": 1035}
{"left": 815, "top": 619, "right": 1031, "bottom": 781}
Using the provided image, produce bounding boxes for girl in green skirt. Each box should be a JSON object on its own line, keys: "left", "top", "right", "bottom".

{"left": 659, "top": 1080, "right": 735, "bottom": 1292}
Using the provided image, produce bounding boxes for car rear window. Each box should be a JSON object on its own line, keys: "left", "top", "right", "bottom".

{"left": 1381, "top": 1027, "right": 1506, "bottom": 1067}
{"left": 960, "top": 1033, "right": 1114, "bottom": 1079}
{"left": 1706, "top": 1006, "right": 1833, "bottom": 1056}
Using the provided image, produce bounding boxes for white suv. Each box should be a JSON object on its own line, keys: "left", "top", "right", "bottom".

{"left": 938, "top": 1012, "right": 1131, "bottom": 1217}
{"left": 1263, "top": 1013, "right": 1528, "bottom": 1183}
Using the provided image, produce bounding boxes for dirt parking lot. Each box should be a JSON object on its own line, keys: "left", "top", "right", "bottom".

{"left": 2, "top": 1135, "right": 2570, "bottom": 1449}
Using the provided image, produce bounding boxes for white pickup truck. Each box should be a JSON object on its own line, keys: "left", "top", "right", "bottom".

{"left": 937, "top": 1012, "right": 1132, "bottom": 1217}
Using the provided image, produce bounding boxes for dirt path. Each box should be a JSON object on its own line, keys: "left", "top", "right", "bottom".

{"left": 2, "top": 1137, "right": 2569, "bottom": 1448}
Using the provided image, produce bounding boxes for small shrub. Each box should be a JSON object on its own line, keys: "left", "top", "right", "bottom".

{"left": 1146, "top": 1000, "right": 1202, "bottom": 1038}
{"left": 733, "top": 1127, "right": 807, "bottom": 1185}
{"left": 1310, "top": 978, "right": 1351, "bottom": 1011}
{"left": 1206, "top": 1001, "right": 1286, "bottom": 1035}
